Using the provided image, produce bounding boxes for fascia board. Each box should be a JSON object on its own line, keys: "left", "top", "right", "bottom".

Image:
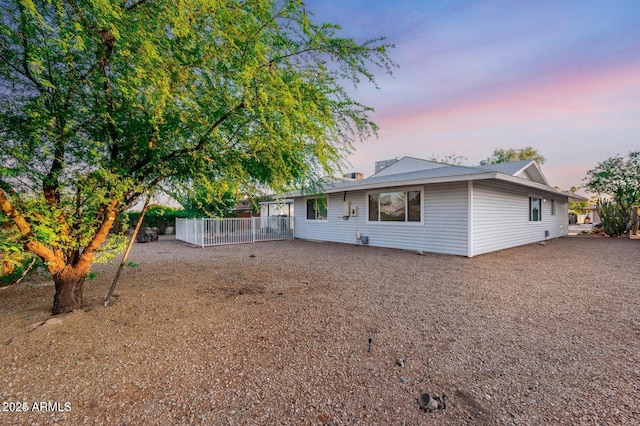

{"left": 285, "top": 172, "right": 567, "bottom": 199}
{"left": 321, "top": 172, "right": 499, "bottom": 194}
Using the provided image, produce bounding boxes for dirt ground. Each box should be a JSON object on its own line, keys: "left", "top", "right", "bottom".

{"left": 0, "top": 235, "right": 639, "bottom": 425}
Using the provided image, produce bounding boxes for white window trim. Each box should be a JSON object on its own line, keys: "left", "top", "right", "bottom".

{"left": 528, "top": 195, "right": 543, "bottom": 223}
{"left": 365, "top": 187, "right": 424, "bottom": 225}
{"left": 305, "top": 196, "right": 329, "bottom": 222}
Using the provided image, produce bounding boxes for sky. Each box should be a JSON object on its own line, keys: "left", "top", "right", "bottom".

{"left": 307, "top": 0, "right": 640, "bottom": 196}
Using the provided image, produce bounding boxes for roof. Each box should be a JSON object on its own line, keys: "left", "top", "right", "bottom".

{"left": 290, "top": 157, "right": 567, "bottom": 198}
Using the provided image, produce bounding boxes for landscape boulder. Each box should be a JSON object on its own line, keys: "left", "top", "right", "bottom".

{"left": 136, "top": 227, "right": 159, "bottom": 243}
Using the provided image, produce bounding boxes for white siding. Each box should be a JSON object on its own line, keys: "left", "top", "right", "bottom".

{"left": 294, "top": 191, "right": 365, "bottom": 245}
{"left": 294, "top": 182, "right": 469, "bottom": 256}
{"left": 516, "top": 170, "right": 532, "bottom": 181}
{"left": 471, "top": 181, "right": 568, "bottom": 256}
{"left": 422, "top": 183, "right": 468, "bottom": 255}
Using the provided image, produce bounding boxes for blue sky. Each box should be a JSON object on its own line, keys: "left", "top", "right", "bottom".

{"left": 307, "top": 0, "right": 640, "bottom": 195}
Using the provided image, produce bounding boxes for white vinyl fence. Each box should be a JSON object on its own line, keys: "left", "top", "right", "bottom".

{"left": 175, "top": 216, "right": 294, "bottom": 247}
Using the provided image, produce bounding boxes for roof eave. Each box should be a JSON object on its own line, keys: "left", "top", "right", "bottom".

{"left": 285, "top": 171, "right": 569, "bottom": 198}
{"left": 494, "top": 174, "right": 566, "bottom": 196}
{"left": 314, "top": 172, "right": 500, "bottom": 194}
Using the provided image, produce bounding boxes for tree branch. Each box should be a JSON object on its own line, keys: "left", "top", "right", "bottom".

{"left": 122, "top": 176, "right": 163, "bottom": 208}
{"left": 76, "top": 198, "right": 119, "bottom": 271}
{"left": 129, "top": 101, "right": 245, "bottom": 177}
{"left": 0, "top": 186, "right": 59, "bottom": 268}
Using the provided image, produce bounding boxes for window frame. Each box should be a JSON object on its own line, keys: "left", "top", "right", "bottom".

{"left": 305, "top": 196, "right": 328, "bottom": 221}
{"left": 366, "top": 187, "right": 423, "bottom": 225}
{"left": 529, "top": 196, "right": 542, "bottom": 222}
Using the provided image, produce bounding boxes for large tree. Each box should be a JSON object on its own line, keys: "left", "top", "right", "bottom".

{"left": 584, "top": 151, "right": 640, "bottom": 238}
{"left": 0, "top": 0, "right": 394, "bottom": 314}
{"left": 485, "top": 147, "right": 545, "bottom": 164}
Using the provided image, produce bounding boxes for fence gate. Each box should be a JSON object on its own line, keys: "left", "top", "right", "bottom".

{"left": 175, "top": 217, "right": 294, "bottom": 247}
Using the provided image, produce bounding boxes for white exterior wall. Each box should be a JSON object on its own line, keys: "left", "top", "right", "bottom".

{"left": 294, "top": 182, "right": 469, "bottom": 256}
{"left": 294, "top": 191, "right": 365, "bottom": 245}
{"left": 421, "top": 182, "right": 468, "bottom": 255}
{"left": 471, "top": 180, "right": 568, "bottom": 256}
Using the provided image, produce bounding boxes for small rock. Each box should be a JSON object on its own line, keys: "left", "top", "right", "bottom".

{"left": 43, "top": 318, "right": 63, "bottom": 327}
{"left": 418, "top": 393, "right": 446, "bottom": 412}
{"left": 249, "top": 254, "right": 256, "bottom": 258}
{"left": 395, "top": 357, "right": 405, "bottom": 368}
{"left": 416, "top": 250, "right": 424, "bottom": 255}
{"left": 539, "top": 241, "right": 546, "bottom": 246}
{"left": 400, "top": 377, "right": 406, "bottom": 383}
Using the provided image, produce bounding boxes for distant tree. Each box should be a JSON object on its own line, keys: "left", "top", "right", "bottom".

{"left": 427, "top": 152, "right": 467, "bottom": 165}
{"left": 584, "top": 151, "right": 640, "bottom": 238}
{"left": 485, "top": 147, "right": 545, "bottom": 164}
{"left": 0, "top": 0, "right": 394, "bottom": 314}
{"left": 568, "top": 200, "right": 589, "bottom": 216}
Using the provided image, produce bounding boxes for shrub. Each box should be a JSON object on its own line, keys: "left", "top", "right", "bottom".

{"left": 597, "top": 199, "right": 628, "bottom": 237}
{"left": 120, "top": 206, "right": 201, "bottom": 234}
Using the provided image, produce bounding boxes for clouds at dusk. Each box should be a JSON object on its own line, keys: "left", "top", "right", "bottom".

{"left": 308, "top": 0, "right": 640, "bottom": 194}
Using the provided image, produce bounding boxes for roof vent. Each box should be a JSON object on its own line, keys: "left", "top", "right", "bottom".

{"left": 479, "top": 160, "right": 488, "bottom": 166}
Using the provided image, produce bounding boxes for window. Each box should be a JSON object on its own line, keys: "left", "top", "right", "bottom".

{"left": 368, "top": 189, "right": 421, "bottom": 222}
{"left": 529, "top": 197, "right": 541, "bottom": 222}
{"left": 306, "top": 197, "right": 327, "bottom": 220}
{"left": 550, "top": 199, "right": 556, "bottom": 216}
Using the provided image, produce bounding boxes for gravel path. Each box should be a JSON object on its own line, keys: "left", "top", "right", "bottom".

{"left": 1, "top": 235, "right": 639, "bottom": 425}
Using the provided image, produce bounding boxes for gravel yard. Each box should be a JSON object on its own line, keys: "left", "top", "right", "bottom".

{"left": 1, "top": 235, "right": 639, "bottom": 425}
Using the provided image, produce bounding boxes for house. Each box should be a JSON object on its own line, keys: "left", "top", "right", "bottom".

{"left": 231, "top": 197, "right": 255, "bottom": 217}
{"left": 290, "top": 157, "right": 570, "bottom": 257}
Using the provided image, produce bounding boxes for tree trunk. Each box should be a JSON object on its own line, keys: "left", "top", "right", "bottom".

{"left": 52, "top": 267, "right": 87, "bottom": 315}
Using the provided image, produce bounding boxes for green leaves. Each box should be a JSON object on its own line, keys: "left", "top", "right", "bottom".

{"left": 486, "top": 147, "right": 546, "bottom": 164}
{"left": 585, "top": 151, "right": 640, "bottom": 238}
{"left": 585, "top": 152, "right": 640, "bottom": 202}
{"left": 1, "top": 0, "right": 393, "bottom": 278}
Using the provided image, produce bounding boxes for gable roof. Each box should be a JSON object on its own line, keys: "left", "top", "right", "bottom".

{"left": 372, "top": 156, "right": 447, "bottom": 177}
{"left": 292, "top": 157, "right": 565, "bottom": 198}
{"left": 476, "top": 160, "right": 549, "bottom": 185}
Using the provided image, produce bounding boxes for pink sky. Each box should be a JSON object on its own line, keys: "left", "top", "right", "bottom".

{"left": 310, "top": 0, "right": 640, "bottom": 198}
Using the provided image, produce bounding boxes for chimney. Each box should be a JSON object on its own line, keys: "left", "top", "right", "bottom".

{"left": 343, "top": 172, "right": 365, "bottom": 180}
{"left": 374, "top": 158, "right": 400, "bottom": 173}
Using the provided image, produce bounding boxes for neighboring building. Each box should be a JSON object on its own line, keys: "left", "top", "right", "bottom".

{"left": 579, "top": 205, "right": 601, "bottom": 225}
{"left": 289, "top": 157, "right": 570, "bottom": 257}
{"left": 232, "top": 197, "right": 255, "bottom": 217}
